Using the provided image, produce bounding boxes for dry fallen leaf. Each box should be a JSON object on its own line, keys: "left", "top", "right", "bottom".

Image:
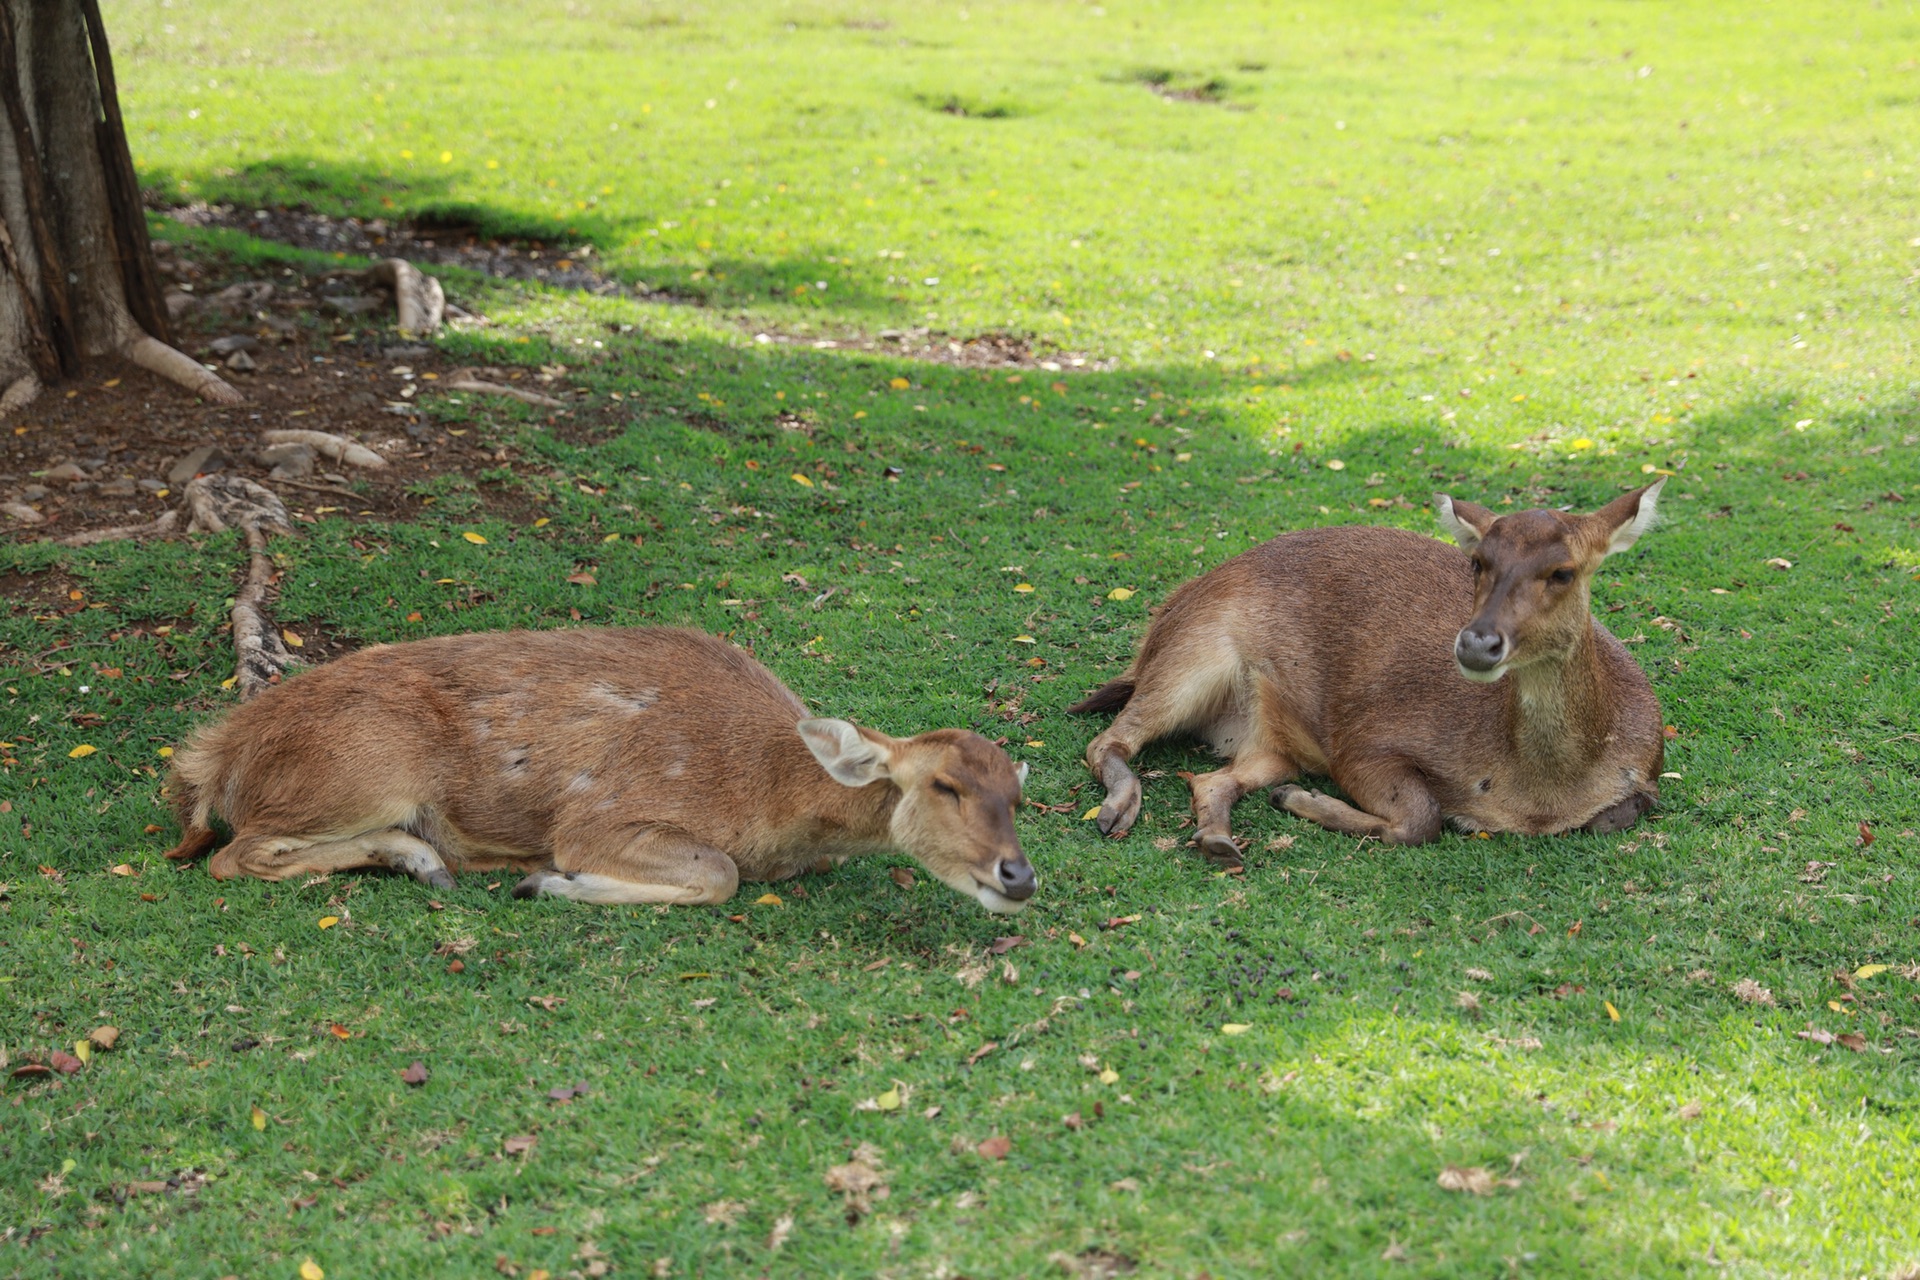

{"left": 825, "top": 1146, "right": 889, "bottom": 1216}
{"left": 566, "top": 572, "right": 598, "bottom": 586}
{"left": 766, "top": 1213, "right": 794, "bottom": 1251}
{"left": 1836, "top": 1032, "right": 1869, "bottom": 1053}
{"left": 108, "top": 863, "right": 136, "bottom": 877}
{"left": 977, "top": 1135, "right": 1012, "bottom": 1160}
{"left": 251, "top": 1105, "right": 267, "bottom": 1131}
{"left": 1465, "top": 967, "right": 1493, "bottom": 982}
{"left": 702, "top": 1199, "right": 747, "bottom": 1227}
{"left": 989, "top": 935, "right": 1026, "bottom": 955}
{"left": 68, "top": 744, "right": 96, "bottom": 759}
{"left": 51, "top": 1049, "right": 83, "bottom": 1074}
{"left": 1220, "top": 1023, "right": 1251, "bottom": 1036}
{"left": 300, "top": 1261, "right": 325, "bottom": 1280}
{"left": 503, "top": 1134, "right": 537, "bottom": 1156}
{"left": 401, "top": 1061, "right": 429, "bottom": 1086}
{"left": 1436, "top": 1165, "right": 1495, "bottom": 1195}
{"left": 1676, "top": 1101, "right": 1703, "bottom": 1120}
{"left": 755, "top": 893, "right": 783, "bottom": 906}
{"left": 1731, "top": 978, "right": 1776, "bottom": 1007}
{"left": 88, "top": 1026, "right": 120, "bottom": 1051}
{"left": 1797, "top": 1027, "right": 1836, "bottom": 1046}
{"left": 888, "top": 867, "right": 915, "bottom": 890}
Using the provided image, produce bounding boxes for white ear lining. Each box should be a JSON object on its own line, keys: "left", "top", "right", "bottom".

{"left": 1014, "top": 761, "right": 1029, "bottom": 789}
{"left": 1434, "top": 494, "right": 1482, "bottom": 551}
{"left": 1605, "top": 478, "right": 1665, "bottom": 556}
{"left": 797, "top": 718, "right": 893, "bottom": 787}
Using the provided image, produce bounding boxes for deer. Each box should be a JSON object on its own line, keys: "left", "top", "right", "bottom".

{"left": 1069, "top": 481, "right": 1667, "bottom": 859}
{"left": 164, "top": 627, "right": 1038, "bottom": 914}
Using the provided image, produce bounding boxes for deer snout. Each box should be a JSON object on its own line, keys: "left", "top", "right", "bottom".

{"left": 994, "top": 854, "right": 1037, "bottom": 902}
{"left": 1454, "top": 625, "right": 1509, "bottom": 678}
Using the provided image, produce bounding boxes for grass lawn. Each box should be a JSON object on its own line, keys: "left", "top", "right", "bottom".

{"left": 5, "top": 0, "right": 1920, "bottom": 1275}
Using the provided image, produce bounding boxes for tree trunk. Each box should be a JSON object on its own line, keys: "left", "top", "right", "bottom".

{"left": 0, "top": 0, "right": 238, "bottom": 415}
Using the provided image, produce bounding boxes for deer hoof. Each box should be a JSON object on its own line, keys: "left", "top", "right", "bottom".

{"left": 511, "top": 872, "right": 552, "bottom": 899}
{"left": 421, "top": 867, "right": 457, "bottom": 891}
{"left": 1197, "top": 833, "right": 1244, "bottom": 866}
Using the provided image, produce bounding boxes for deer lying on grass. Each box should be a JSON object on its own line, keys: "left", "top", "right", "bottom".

{"left": 1071, "top": 482, "right": 1667, "bottom": 858}
{"left": 165, "top": 628, "right": 1038, "bottom": 914}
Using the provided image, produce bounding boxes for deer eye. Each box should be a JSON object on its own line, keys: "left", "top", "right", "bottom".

{"left": 932, "top": 778, "right": 961, "bottom": 801}
{"left": 1548, "top": 568, "right": 1576, "bottom": 586}
{"left": 1470, "top": 558, "right": 1485, "bottom": 577}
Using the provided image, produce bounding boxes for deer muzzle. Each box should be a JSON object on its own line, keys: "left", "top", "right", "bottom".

{"left": 1453, "top": 624, "right": 1510, "bottom": 681}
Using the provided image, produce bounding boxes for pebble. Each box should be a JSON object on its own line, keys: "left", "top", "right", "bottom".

{"left": 383, "top": 344, "right": 431, "bottom": 359}
{"left": 225, "top": 349, "right": 257, "bottom": 372}
{"left": 19, "top": 483, "right": 48, "bottom": 500}
{"left": 97, "top": 478, "right": 137, "bottom": 497}
{"left": 42, "top": 462, "right": 89, "bottom": 485}
{"left": 1, "top": 501, "right": 44, "bottom": 524}
{"left": 137, "top": 478, "right": 168, "bottom": 493}
{"left": 210, "top": 334, "right": 261, "bottom": 355}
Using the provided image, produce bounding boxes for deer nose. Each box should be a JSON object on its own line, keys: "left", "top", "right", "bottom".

{"left": 995, "top": 855, "right": 1037, "bottom": 901}
{"left": 1454, "top": 626, "right": 1508, "bottom": 672}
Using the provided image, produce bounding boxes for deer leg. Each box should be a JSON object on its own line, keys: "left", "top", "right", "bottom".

{"left": 209, "top": 827, "right": 454, "bottom": 887}
{"left": 1188, "top": 750, "right": 1296, "bottom": 866}
{"left": 1270, "top": 760, "right": 1443, "bottom": 847}
{"left": 516, "top": 826, "right": 739, "bottom": 905}
{"left": 1085, "top": 734, "right": 1145, "bottom": 838}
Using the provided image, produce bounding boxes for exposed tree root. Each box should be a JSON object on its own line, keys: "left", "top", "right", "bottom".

{"left": 125, "top": 332, "right": 243, "bottom": 405}
{"left": 57, "top": 508, "right": 177, "bottom": 547}
{"left": 259, "top": 428, "right": 387, "bottom": 469}
{"left": 443, "top": 368, "right": 564, "bottom": 407}
{"left": 365, "top": 257, "right": 444, "bottom": 335}
{"left": 183, "top": 474, "right": 298, "bottom": 698}
{"left": 0, "top": 372, "right": 40, "bottom": 416}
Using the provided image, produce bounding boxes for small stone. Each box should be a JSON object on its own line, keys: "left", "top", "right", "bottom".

{"left": 97, "top": 478, "right": 137, "bottom": 497}
{"left": 164, "top": 289, "right": 197, "bottom": 320}
{"left": 321, "top": 472, "right": 350, "bottom": 487}
{"left": 1, "top": 501, "right": 44, "bottom": 524}
{"left": 225, "top": 349, "right": 257, "bottom": 372}
{"left": 42, "top": 462, "right": 89, "bottom": 485}
{"left": 166, "top": 444, "right": 225, "bottom": 487}
{"left": 383, "top": 344, "right": 431, "bottom": 359}
{"left": 137, "top": 478, "right": 167, "bottom": 493}
{"left": 257, "top": 442, "right": 313, "bottom": 467}
{"left": 209, "top": 334, "right": 261, "bottom": 355}
{"left": 19, "top": 483, "right": 48, "bottom": 500}
{"left": 324, "top": 295, "right": 383, "bottom": 316}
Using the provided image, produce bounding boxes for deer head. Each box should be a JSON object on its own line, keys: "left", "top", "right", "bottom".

{"left": 798, "top": 720, "right": 1036, "bottom": 914}
{"left": 1435, "top": 480, "right": 1664, "bottom": 683}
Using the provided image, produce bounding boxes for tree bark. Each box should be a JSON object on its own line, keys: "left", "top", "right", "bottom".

{"left": 0, "top": 0, "right": 237, "bottom": 414}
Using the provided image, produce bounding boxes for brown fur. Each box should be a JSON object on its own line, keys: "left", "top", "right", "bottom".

{"left": 165, "top": 627, "right": 1037, "bottom": 913}
{"left": 1073, "top": 484, "right": 1667, "bottom": 857}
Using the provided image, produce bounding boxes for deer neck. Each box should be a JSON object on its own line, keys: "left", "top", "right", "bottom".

{"left": 1507, "top": 623, "right": 1608, "bottom": 777}
{"left": 773, "top": 737, "right": 900, "bottom": 855}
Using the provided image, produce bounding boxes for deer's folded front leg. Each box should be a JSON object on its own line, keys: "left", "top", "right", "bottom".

{"left": 1270, "top": 758, "right": 1443, "bottom": 847}
{"left": 514, "top": 824, "right": 740, "bottom": 905}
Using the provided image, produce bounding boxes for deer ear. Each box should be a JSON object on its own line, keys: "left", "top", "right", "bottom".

{"left": 798, "top": 719, "right": 895, "bottom": 787}
{"left": 1592, "top": 478, "right": 1664, "bottom": 557}
{"left": 1435, "top": 494, "right": 1496, "bottom": 551}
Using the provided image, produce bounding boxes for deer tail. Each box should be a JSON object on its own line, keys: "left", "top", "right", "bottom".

{"left": 1066, "top": 678, "right": 1136, "bottom": 716}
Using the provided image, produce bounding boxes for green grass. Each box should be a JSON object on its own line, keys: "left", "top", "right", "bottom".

{"left": 3, "top": 1, "right": 1919, "bottom": 1276}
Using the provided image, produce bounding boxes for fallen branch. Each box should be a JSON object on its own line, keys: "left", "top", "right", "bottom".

{"left": 273, "top": 477, "right": 363, "bottom": 499}
{"left": 58, "top": 509, "right": 177, "bottom": 547}
{"left": 364, "top": 257, "right": 444, "bottom": 335}
{"left": 443, "top": 368, "right": 564, "bottom": 407}
{"left": 259, "top": 429, "right": 387, "bottom": 470}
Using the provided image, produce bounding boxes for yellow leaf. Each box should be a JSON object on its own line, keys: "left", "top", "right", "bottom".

{"left": 158, "top": 746, "right": 173, "bottom": 758}
{"left": 74, "top": 1040, "right": 91, "bottom": 1064}
{"left": 1220, "top": 1023, "right": 1252, "bottom": 1036}
{"left": 875, "top": 1085, "right": 902, "bottom": 1111}
{"left": 69, "top": 744, "right": 96, "bottom": 758}
{"left": 300, "top": 1260, "right": 324, "bottom": 1280}
{"left": 109, "top": 864, "right": 135, "bottom": 877}
{"left": 1013, "top": 582, "right": 1035, "bottom": 593}
{"left": 755, "top": 893, "right": 783, "bottom": 906}
{"left": 1025, "top": 739, "right": 1044, "bottom": 748}
{"left": 281, "top": 629, "right": 304, "bottom": 648}
{"left": 1326, "top": 459, "right": 1346, "bottom": 471}
{"left": 1106, "top": 587, "right": 1135, "bottom": 601}
{"left": 888, "top": 377, "right": 911, "bottom": 390}
{"left": 462, "top": 531, "right": 488, "bottom": 545}
{"left": 318, "top": 916, "right": 340, "bottom": 930}
{"left": 1011, "top": 634, "right": 1037, "bottom": 645}
{"left": 1855, "top": 964, "right": 1890, "bottom": 980}
{"left": 1604, "top": 1000, "right": 1621, "bottom": 1022}
{"left": 790, "top": 473, "right": 815, "bottom": 488}
{"left": 1082, "top": 807, "right": 1102, "bottom": 821}
{"left": 252, "top": 1106, "right": 268, "bottom": 1131}
{"left": 1570, "top": 437, "right": 1594, "bottom": 450}
{"left": 1068, "top": 932, "right": 1088, "bottom": 948}
{"left": 602, "top": 532, "right": 621, "bottom": 543}
{"left": 220, "top": 677, "right": 237, "bottom": 689}
{"left": 1098, "top": 1068, "right": 1119, "bottom": 1085}
{"left": 1828, "top": 1000, "right": 1845, "bottom": 1013}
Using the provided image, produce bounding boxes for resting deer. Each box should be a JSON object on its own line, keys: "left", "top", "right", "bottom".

{"left": 165, "top": 628, "right": 1038, "bottom": 914}
{"left": 1070, "top": 482, "right": 1666, "bottom": 858}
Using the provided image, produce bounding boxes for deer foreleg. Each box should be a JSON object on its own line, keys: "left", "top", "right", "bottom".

{"left": 1270, "top": 761, "right": 1442, "bottom": 847}
{"left": 516, "top": 826, "right": 739, "bottom": 905}
{"left": 1188, "top": 750, "right": 1296, "bottom": 865}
